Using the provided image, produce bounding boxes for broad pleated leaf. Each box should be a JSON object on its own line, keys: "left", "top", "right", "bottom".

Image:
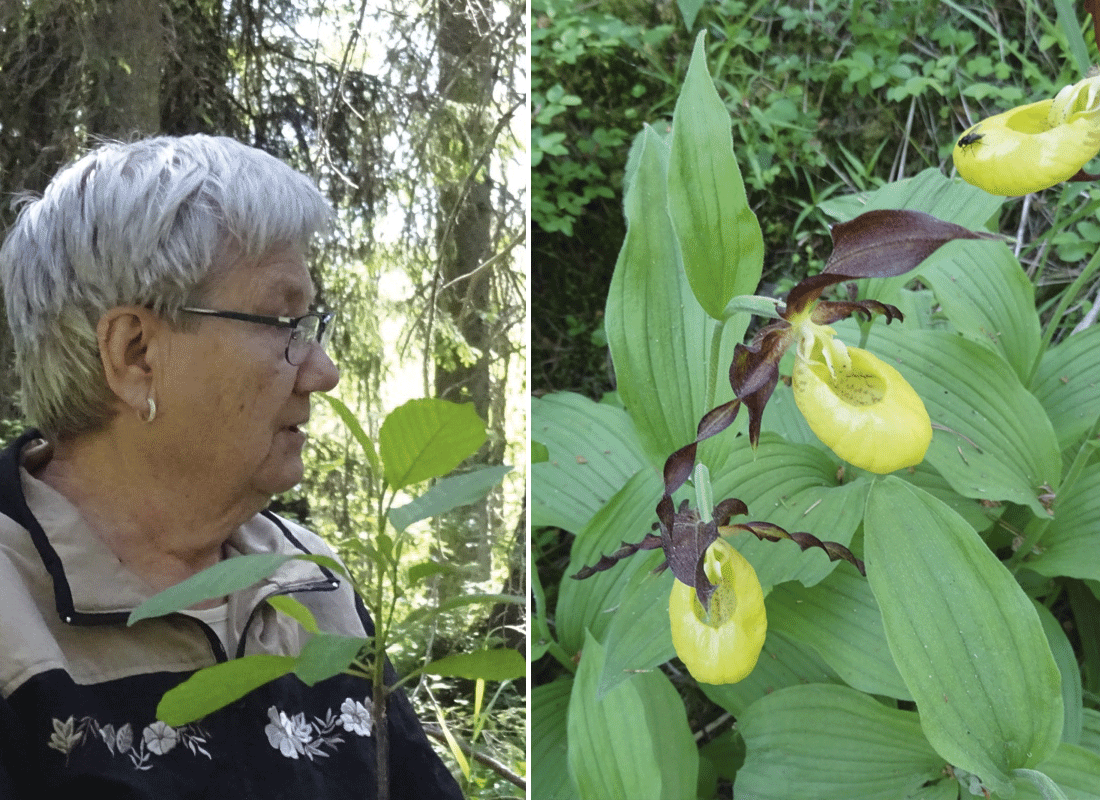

{"left": 1024, "top": 463, "right": 1100, "bottom": 583}
{"left": 568, "top": 633, "right": 698, "bottom": 800}
{"left": 736, "top": 683, "right": 945, "bottom": 800}
{"left": 701, "top": 629, "right": 841, "bottom": 718}
{"left": 378, "top": 398, "right": 486, "bottom": 490}
{"left": 605, "top": 125, "right": 745, "bottom": 466}
{"left": 1033, "top": 601, "right": 1083, "bottom": 745}
{"left": 855, "top": 322, "right": 1060, "bottom": 517}
{"left": 866, "top": 477, "right": 1062, "bottom": 793}
{"left": 667, "top": 32, "right": 763, "bottom": 321}
{"left": 704, "top": 432, "right": 869, "bottom": 587}
{"left": 557, "top": 469, "right": 664, "bottom": 655}
{"left": 531, "top": 678, "right": 575, "bottom": 800}
{"left": 531, "top": 393, "right": 651, "bottom": 535}
{"left": 595, "top": 567, "right": 675, "bottom": 699}
{"left": 1011, "top": 745, "right": 1100, "bottom": 799}
{"left": 1031, "top": 323, "right": 1100, "bottom": 449}
{"left": 915, "top": 239, "right": 1041, "bottom": 383}
{"left": 767, "top": 567, "right": 910, "bottom": 700}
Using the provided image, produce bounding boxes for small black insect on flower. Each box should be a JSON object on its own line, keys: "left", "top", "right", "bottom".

{"left": 958, "top": 131, "right": 984, "bottom": 148}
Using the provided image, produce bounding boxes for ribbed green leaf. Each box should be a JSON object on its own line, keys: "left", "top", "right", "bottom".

{"left": 701, "top": 629, "right": 841, "bottom": 717}
{"left": 1012, "top": 745, "right": 1100, "bottom": 799}
{"left": 855, "top": 322, "right": 1061, "bottom": 517}
{"left": 736, "top": 683, "right": 944, "bottom": 800}
{"left": 568, "top": 633, "right": 698, "bottom": 800}
{"left": 595, "top": 567, "right": 674, "bottom": 700}
{"left": 1031, "top": 324, "right": 1100, "bottom": 450}
{"left": 866, "top": 477, "right": 1063, "bottom": 793}
{"left": 378, "top": 398, "right": 485, "bottom": 490}
{"left": 768, "top": 567, "right": 910, "bottom": 700}
{"left": 667, "top": 32, "right": 763, "bottom": 321}
{"left": 1034, "top": 601, "right": 1083, "bottom": 746}
{"left": 531, "top": 393, "right": 650, "bottom": 534}
{"left": 557, "top": 469, "right": 664, "bottom": 655}
{"left": 605, "top": 125, "right": 746, "bottom": 466}
{"left": 704, "top": 432, "right": 869, "bottom": 587}
{"left": 1024, "top": 463, "right": 1100, "bottom": 583}
{"left": 532, "top": 678, "right": 576, "bottom": 800}
{"left": 916, "top": 239, "right": 1041, "bottom": 383}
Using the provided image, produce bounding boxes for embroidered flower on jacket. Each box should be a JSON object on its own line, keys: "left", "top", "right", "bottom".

{"left": 47, "top": 714, "right": 209, "bottom": 770}
{"left": 338, "top": 698, "right": 373, "bottom": 737}
{"left": 142, "top": 721, "right": 180, "bottom": 756}
{"left": 265, "top": 707, "right": 314, "bottom": 759}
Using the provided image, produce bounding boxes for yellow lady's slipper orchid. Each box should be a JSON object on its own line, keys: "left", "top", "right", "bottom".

{"left": 669, "top": 537, "right": 766, "bottom": 685}
{"left": 791, "top": 317, "right": 932, "bottom": 474}
{"left": 953, "top": 75, "right": 1100, "bottom": 195}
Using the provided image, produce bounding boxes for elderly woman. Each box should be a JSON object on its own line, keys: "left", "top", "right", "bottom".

{"left": 0, "top": 135, "right": 462, "bottom": 799}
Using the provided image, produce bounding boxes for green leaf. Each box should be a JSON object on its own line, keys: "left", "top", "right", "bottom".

{"left": 532, "top": 678, "right": 576, "bottom": 800}
{"left": 701, "top": 629, "right": 842, "bottom": 718}
{"left": 767, "top": 567, "right": 910, "bottom": 700}
{"left": 378, "top": 398, "right": 486, "bottom": 490}
{"left": 293, "top": 633, "right": 367, "bottom": 686}
{"left": 557, "top": 469, "right": 664, "bottom": 655}
{"left": 422, "top": 648, "right": 525, "bottom": 682}
{"left": 676, "top": 0, "right": 704, "bottom": 30}
{"left": 319, "top": 392, "right": 381, "bottom": 477}
{"left": 854, "top": 322, "right": 1061, "bottom": 517}
{"left": 595, "top": 567, "right": 675, "bottom": 699}
{"left": 1032, "top": 324, "right": 1100, "bottom": 449}
{"left": 531, "top": 393, "right": 651, "bottom": 534}
{"left": 1012, "top": 744, "right": 1100, "bottom": 799}
{"left": 1024, "top": 463, "right": 1100, "bottom": 583}
{"left": 667, "top": 31, "right": 763, "bottom": 321}
{"left": 605, "top": 125, "right": 746, "bottom": 466}
{"left": 406, "top": 560, "right": 458, "bottom": 585}
{"left": 128, "top": 553, "right": 348, "bottom": 624}
{"left": 156, "top": 655, "right": 296, "bottom": 725}
{"left": 705, "top": 432, "right": 869, "bottom": 588}
{"left": 388, "top": 465, "right": 512, "bottom": 532}
{"left": 865, "top": 477, "right": 1063, "bottom": 793}
{"left": 1033, "top": 601, "right": 1083, "bottom": 746}
{"left": 568, "top": 633, "right": 698, "bottom": 800}
{"left": 917, "top": 239, "right": 1041, "bottom": 384}
{"left": 267, "top": 595, "right": 320, "bottom": 634}
{"left": 736, "top": 684, "right": 944, "bottom": 800}
{"left": 403, "top": 592, "right": 522, "bottom": 625}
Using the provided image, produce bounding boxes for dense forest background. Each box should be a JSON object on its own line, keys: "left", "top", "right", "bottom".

{"left": 0, "top": 0, "right": 526, "bottom": 796}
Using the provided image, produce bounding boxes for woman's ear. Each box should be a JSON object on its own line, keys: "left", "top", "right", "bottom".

{"left": 97, "top": 307, "right": 160, "bottom": 417}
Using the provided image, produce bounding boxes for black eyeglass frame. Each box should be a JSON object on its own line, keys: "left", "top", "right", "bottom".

{"left": 180, "top": 307, "right": 335, "bottom": 365}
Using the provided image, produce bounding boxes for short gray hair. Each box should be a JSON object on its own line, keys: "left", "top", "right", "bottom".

{"left": 0, "top": 134, "right": 334, "bottom": 439}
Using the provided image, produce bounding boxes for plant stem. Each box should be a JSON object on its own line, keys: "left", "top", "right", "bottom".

{"left": 705, "top": 319, "right": 725, "bottom": 414}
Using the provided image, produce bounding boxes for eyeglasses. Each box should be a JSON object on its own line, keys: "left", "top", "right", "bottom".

{"left": 181, "top": 307, "right": 336, "bottom": 366}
